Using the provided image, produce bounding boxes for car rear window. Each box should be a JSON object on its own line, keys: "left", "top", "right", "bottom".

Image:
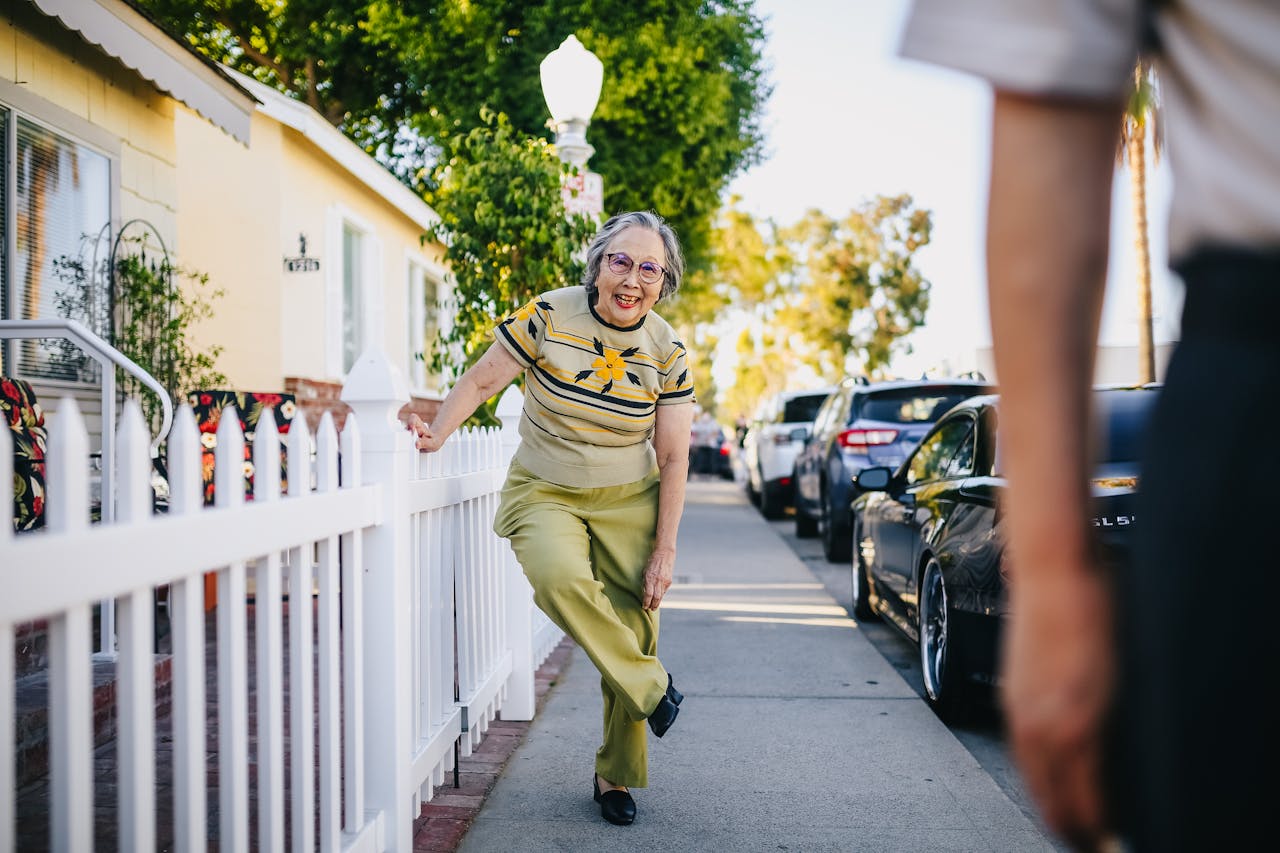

{"left": 782, "top": 393, "right": 829, "bottom": 423}
{"left": 858, "top": 386, "right": 982, "bottom": 424}
{"left": 990, "top": 389, "right": 1158, "bottom": 476}
{"left": 1096, "top": 390, "right": 1158, "bottom": 463}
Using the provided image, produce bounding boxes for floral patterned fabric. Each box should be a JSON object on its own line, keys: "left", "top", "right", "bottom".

{"left": 189, "top": 390, "right": 297, "bottom": 505}
{"left": 2, "top": 377, "right": 48, "bottom": 532}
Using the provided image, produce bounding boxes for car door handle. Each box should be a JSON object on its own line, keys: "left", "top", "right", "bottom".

{"left": 901, "top": 508, "right": 914, "bottom": 524}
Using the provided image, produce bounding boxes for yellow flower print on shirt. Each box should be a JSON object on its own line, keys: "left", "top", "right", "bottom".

{"left": 575, "top": 338, "right": 641, "bottom": 394}
{"left": 502, "top": 298, "right": 554, "bottom": 338}
{"left": 593, "top": 348, "right": 626, "bottom": 382}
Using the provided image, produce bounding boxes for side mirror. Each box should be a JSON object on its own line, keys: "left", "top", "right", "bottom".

{"left": 855, "top": 466, "right": 892, "bottom": 491}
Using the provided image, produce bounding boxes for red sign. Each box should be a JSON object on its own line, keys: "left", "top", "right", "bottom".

{"left": 561, "top": 171, "right": 603, "bottom": 217}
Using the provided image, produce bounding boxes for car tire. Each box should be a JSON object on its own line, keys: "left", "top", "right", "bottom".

{"left": 795, "top": 493, "right": 819, "bottom": 537}
{"left": 760, "top": 480, "right": 786, "bottom": 519}
{"left": 851, "top": 519, "right": 877, "bottom": 621}
{"left": 919, "top": 557, "right": 969, "bottom": 721}
{"left": 821, "top": 490, "right": 852, "bottom": 562}
{"left": 746, "top": 469, "right": 761, "bottom": 506}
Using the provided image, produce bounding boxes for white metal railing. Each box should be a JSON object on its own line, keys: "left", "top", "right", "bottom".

{"left": 0, "top": 349, "right": 561, "bottom": 852}
{"left": 0, "top": 318, "right": 176, "bottom": 659}
{"left": 0, "top": 317, "right": 175, "bottom": 469}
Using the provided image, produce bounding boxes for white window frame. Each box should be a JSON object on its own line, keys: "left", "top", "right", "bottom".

{"left": 325, "top": 204, "right": 381, "bottom": 380}
{"left": 404, "top": 251, "right": 451, "bottom": 396}
{"left": 1, "top": 82, "right": 121, "bottom": 387}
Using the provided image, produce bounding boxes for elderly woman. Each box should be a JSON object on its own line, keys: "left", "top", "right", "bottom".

{"left": 407, "top": 211, "right": 693, "bottom": 826}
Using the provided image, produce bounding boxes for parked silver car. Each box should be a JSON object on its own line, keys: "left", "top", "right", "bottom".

{"left": 742, "top": 387, "right": 836, "bottom": 518}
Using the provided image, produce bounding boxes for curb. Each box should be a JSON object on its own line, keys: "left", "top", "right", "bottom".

{"left": 411, "top": 637, "right": 576, "bottom": 852}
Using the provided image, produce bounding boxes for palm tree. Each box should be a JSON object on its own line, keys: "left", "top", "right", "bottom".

{"left": 1119, "top": 60, "right": 1162, "bottom": 384}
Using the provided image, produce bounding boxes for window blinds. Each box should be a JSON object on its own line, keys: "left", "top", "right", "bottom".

{"left": 11, "top": 114, "right": 111, "bottom": 381}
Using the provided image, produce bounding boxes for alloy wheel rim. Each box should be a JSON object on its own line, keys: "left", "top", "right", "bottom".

{"left": 851, "top": 537, "right": 862, "bottom": 604}
{"left": 921, "top": 563, "right": 947, "bottom": 700}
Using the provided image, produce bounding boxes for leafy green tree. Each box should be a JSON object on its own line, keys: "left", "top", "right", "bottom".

{"left": 783, "top": 195, "right": 932, "bottom": 376}
{"left": 424, "top": 110, "right": 596, "bottom": 424}
{"left": 51, "top": 237, "right": 227, "bottom": 436}
{"left": 697, "top": 197, "right": 933, "bottom": 418}
{"left": 134, "top": 0, "right": 768, "bottom": 270}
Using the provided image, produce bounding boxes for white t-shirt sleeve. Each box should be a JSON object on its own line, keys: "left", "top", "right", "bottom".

{"left": 899, "top": 0, "right": 1141, "bottom": 100}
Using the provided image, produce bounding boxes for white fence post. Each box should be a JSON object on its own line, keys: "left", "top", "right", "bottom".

{"left": 342, "top": 348, "right": 414, "bottom": 852}
{"left": 496, "top": 387, "right": 537, "bottom": 721}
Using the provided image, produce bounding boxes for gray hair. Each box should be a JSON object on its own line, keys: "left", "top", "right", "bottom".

{"left": 581, "top": 211, "right": 685, "bottom": 301}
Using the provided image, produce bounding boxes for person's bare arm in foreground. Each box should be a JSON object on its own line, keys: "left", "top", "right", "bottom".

{"left": 988, "top": 90, "right": 1123, "bottom": 851}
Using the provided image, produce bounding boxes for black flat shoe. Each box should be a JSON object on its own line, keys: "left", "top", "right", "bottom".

{"left": 647, "top": 693, "right": 679, "bottom": 738}
{"left": 666, "top": 674, "right": 683, "bottom": 706}
{"left": 593, "top": 774, "right": 636, "bottom": 825}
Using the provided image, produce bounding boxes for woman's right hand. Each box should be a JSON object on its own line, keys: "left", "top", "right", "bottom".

{"left": 406, "top": 413, "right": 444, "bottom": 453}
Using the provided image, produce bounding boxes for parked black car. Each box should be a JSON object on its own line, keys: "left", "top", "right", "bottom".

{"left": 794, "top": 377, "right": 993, "bottom": 562}
{"left": 849, "top": 386, "right": 1157, "bottom": 719}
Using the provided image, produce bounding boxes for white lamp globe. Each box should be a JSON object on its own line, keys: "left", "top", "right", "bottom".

{"left": 540, "top": 35, "right": 603, "bottom": 126}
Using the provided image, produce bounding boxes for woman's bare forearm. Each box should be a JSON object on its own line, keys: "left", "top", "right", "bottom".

{"left": 430, "top": 344, "right": 524, "bottom": 442}
{"left": 409, "top": 343, "right": 523, "bottom": 452}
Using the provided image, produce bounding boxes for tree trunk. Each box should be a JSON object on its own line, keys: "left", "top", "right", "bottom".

{"left": 1129, "top": 121, "right": 1155, "bottom": 384}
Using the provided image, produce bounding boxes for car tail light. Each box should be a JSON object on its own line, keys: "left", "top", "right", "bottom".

{"left": 838, "top": 428, "right": 899, "bottom": 450}
{"left": 719, "top": 444, "right": 731, "bottom": 457}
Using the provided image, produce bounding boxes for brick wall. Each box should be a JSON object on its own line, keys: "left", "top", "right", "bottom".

{"left": 285, "top": 376, "right": 442, "bottom": 433}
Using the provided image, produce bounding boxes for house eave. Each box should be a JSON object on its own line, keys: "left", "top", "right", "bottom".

{"left": 27, "top": 0, "right": 257, "bottom": 145}
{"left": 225, "top": 69, "right": 441, "bottom": 233}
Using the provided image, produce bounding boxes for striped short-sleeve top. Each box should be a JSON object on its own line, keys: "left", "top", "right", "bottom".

{"left": 492, "top": 285, "right": 695, "bottom": 488}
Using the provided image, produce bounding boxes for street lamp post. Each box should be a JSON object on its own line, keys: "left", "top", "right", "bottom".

{"left": 540, "top": 35, "right": 604, "bottom": 216}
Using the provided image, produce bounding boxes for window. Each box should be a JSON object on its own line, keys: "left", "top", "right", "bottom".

{"left": 906, "top": 418, "right": 974, "bottom": 486}
{"left": 341, "top": 223, "right": 364, "bottom": 376}
{"left": 782, "top": 392, "right": 829, "bottom": 424}
{"left": 859, "top": 386, "right": 983, "bottom": 424}
{"left": 812, "top": 390, "right": 843, "bottom": 437}
{"left": 407, "top": 260, "right": 444, "bottom": 392}
{"left": 1, "top": 109, "right": 112, "bottom": 380}
{"left": 326, "top": 206, "right": 381, "bottom": 380}
{"left": 945, "top": 421, "right": 978, "bottom": 478}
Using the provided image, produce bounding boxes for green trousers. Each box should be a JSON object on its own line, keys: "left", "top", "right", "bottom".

{"left": 494, "top": 460, "right": 670, "bottom": 788}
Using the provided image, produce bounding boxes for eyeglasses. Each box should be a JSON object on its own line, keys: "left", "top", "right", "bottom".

{"left": 605, "top": 252, "right": 667, "bottom": 286}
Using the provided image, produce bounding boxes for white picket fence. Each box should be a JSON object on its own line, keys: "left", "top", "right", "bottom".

{"left": 0, "top": 350, "right": 562, "bottom": 852}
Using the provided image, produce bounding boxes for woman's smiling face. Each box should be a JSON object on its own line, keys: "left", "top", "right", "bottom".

{"left": 593, "top": 226, "right": 666, "bottom": 327}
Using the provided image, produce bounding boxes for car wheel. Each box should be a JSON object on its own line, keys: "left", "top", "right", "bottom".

{"left": 851, "top": 519, "right": 877, "bottom": 621}
{"left": 821, "top": 490, "right": 852, "bottom": 562}
{"left": 760, "top": 480, "right": 786, "bottom": 519}
{"left": 795, "top": 491, "right": 818, "bottom": 538}
{"left": 919, "top": 557, "right": 968, "bottom": 721}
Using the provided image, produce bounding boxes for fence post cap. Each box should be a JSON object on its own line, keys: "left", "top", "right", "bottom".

{"left": 342, "top": 347, "right": 409, "bottom": 405}
{"left": 495, "top": 385, "right": 524, "bottom": 417}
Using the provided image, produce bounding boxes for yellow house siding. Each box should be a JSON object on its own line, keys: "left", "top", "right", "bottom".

{"left": 175, "top": 99, "right": 446, "bottom": 392}
{"left": 278, "top": 130, "right": 437, "bottom": 383}
{"left": 174, "top": 105, "right": 283, "bottom": 391}
{"left": 2, "top": 3, "right": 180, "bottom": 246}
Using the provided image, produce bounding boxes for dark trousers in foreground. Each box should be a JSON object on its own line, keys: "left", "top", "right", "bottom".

{"left": 1110, "top": 247, "right": 1280, "bottom": 852}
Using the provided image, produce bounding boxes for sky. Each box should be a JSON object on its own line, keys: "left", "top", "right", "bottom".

{"left": 726, "top": 0, "right": 1182, "bottom": 382}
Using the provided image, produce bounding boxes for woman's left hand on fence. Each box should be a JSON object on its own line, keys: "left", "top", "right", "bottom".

{"left": 406, "top": 413, "right": 444, "bottom": 453}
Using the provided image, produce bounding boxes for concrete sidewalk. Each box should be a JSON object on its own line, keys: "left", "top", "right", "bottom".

{"left": 457, "top": 478, "right": 1057, "bottom": 852}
